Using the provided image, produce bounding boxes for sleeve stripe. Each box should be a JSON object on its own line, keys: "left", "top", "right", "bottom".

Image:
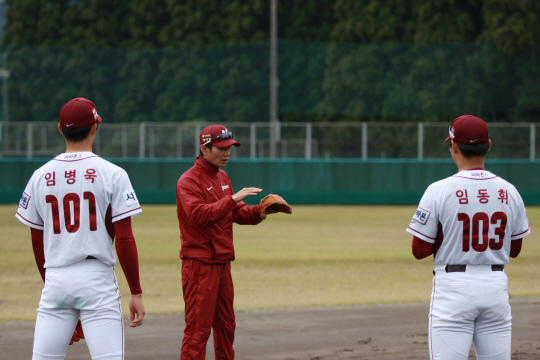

{"left": 407, "top": 226, "right": 437, "bottom": 240}
{"left": 16, "top": 211, "right": 44, "bottom": 227}
{"left": 112, "top": 207, "right": 142, "bottom": 220}
{"left": 512, "top": 227, "right": 530, "bottom": 237}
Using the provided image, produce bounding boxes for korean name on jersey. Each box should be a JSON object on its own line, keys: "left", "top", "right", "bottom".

{"left": 16, "top": 152, "right": 142, "bottom": 268}
{"left": 407, "top": 170, "right": 530, "bottom": 265}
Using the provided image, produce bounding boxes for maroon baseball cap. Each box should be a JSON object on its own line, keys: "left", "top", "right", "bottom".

{"left": 199, "top": 125, "right": 240, "bottom": 147}
{"left": 59, "top": 98, "right": 102, "bottom": 129}
{"left": 445, "top": 115, "right": 489, "bottom": 144}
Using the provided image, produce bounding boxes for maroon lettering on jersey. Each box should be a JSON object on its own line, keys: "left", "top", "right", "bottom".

{"left": 477, "top": 189, "right": 489, "bottom": 204}
{"left": 84, "top": 168, "right": 97, "bottom": 183}
{"left": 46, "top": 195, "right": 61, "bottom": 234}
{"left": 65, "top": 170, "right": 76, "bottom": 184}
{"left": 45, "top": 172, "right": 56, "bottom": 186}
{"left": 63, "top": 153, "right": 82, "bottom": 160}
{"left": 498, "top": 189, "right": 508, "bottom": 204}
{"left": 456, "top": 189, "right": 468, "bottom": 204}
{"left": 458, "top": 211, "right": 508, "bottom": 252}
{"left": 63, "top": 193, "right": 81, "bottom": 233}
{"left": 490, "top": 211, "right": 507, "bottom": 250}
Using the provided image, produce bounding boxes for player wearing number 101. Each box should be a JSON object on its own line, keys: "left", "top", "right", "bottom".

{"left": 15, "top": 98, "right": 145, "bottom": 360}
{"left": 406, "top": 115, "right": 530, "bottom": 360}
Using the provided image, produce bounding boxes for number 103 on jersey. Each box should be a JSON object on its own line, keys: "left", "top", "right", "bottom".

{"left": 457, "top": 212, "right": 507, "bottom": 252}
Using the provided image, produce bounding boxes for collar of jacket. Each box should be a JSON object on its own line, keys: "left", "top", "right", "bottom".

{"left": 195, "top": 156, "right": 220, "bottom": 176}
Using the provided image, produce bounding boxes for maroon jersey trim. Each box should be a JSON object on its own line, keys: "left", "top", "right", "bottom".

{"left": 16, "top": 211, "right": 44, "bottom": 227}
{"left": 52, "top": 155, "right": 99, "bottom": 162}
{"left": 407, "top": 226, "right": 436, "bottom": 241}
{"left": 512, "top": 227, "right": 530, "bottom": 237}
{"left": 112, "top": 207, "right": 142, "bottom": 220}
{"left": 452, "top": 175, "right": 498, "bottom": 180}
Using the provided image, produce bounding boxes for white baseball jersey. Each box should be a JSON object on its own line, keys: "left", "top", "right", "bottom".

{"left": 406, "top": 169, "right": 530, "bottom": 265}
{"left": 16, "top": 152, "right": 142, "bottom": 268}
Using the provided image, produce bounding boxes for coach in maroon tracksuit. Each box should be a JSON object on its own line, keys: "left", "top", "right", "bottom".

{"left": 176, "top": 124, "right": 264, "bottom": 360}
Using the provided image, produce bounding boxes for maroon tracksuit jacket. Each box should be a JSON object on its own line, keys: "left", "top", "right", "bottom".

{"left": 176, "top": 157, "right": 262, "bottom": 360}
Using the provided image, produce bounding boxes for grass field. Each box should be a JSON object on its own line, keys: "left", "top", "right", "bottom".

{"left": 1, "top": 204, "right": 539, "bottom": 322}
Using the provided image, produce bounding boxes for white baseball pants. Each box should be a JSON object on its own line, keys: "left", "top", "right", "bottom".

{"left": 32, "top": 258, "right": 124, "bottom": 360}
{"left": 429, "top": 264, "right": 512, "bottom": 360}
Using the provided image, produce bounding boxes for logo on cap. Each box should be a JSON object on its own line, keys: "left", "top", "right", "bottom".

{"left": 199, "top": 125, "right": 240, "bottom": 147}
{"left": 59, "top": 98, "right": 102, "bottom": 130}
{"left": 448, "top": 126, "right": 455, "bottom": 140}
{"left": 445, "top": 115, "right": 488, "bottom": 144}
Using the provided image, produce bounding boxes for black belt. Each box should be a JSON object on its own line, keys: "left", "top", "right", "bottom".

{"left": 445, "top": 264, "right": 504, "bottom": 272}
{"left": 86, "top": 256, "right": 97, "bottom": 260}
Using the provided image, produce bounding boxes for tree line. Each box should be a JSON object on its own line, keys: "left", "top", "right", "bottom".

{"left": 2, "top": 0, "right": 539, "bottom": 124}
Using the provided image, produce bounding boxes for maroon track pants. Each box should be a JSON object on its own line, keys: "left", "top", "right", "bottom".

{"left": 181, "top": 259, "right": 236, "bottom": 360}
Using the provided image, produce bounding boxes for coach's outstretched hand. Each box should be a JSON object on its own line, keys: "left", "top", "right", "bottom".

{"left": 232, "top": 187, "right": 263, "bottom": 202}
{"left": 129, "top": 294, "right": 145, "bottom": 327}
{"left": 69, "top": 319, "right": 85, "bottom": 345}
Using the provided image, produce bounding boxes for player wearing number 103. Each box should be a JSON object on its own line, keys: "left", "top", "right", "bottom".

{"left": 407, "top": 115, "right": 530, "bottom": 360}
{"left": 15, "top": 98, "right": 145, "bottom": 360}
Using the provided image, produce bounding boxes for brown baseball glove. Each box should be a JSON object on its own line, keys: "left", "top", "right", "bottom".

{"left": 69, "top": 319, "right": 85, "bottom": 345}
{"left": 258, "top": 194, "right": 292, "bottom": 219}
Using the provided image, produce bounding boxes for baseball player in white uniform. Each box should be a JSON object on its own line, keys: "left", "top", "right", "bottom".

{"left": 15, "top": 98, "right": 145, "bottom": 360}
{"left": 407, "top": 115, "right": 530, "bottom": 360}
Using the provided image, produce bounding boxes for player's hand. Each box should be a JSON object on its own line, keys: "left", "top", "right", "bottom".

{"left": 69, "top": 319, "right": 85, "bottom": 345}
{"left": 232, "top": 187, "right": 263, "bottom": 202}
{"left": 129, "top": 294, "right": 145, "bottom": 328}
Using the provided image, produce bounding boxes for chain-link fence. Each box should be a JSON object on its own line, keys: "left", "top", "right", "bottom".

{"left": 1, "top": 121, "right": 537, "bottom": 160}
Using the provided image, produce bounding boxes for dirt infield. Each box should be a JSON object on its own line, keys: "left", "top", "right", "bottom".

{"left": 1, "top": 297, "right": 539, "bottom": 360}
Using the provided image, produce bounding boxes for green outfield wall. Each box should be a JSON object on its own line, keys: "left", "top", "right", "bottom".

{"left": 2, "top": 158, "right": 539, "bottom": 205}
